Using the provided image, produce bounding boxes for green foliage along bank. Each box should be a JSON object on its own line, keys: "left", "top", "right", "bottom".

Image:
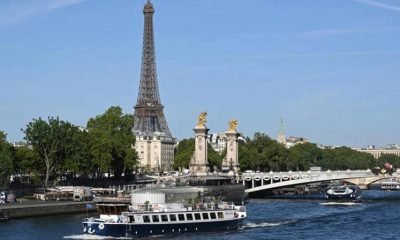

{"left": 0, "top": 131, "right": 14, "bottom": 186}
{"left": 0, "top": 106, "right": 138, "bottom": 187}
{"left": 239, "top": 132, "right": 382, "bottom": 172}
{"left": 174, "top": 132, "right": 396, "bottom": 173}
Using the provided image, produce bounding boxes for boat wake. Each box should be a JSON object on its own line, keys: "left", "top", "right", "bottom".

{"left": 63, "top": 234, "right": 130, "bottom": 240}
{"left": 243, "top": 220, "right": 296, "bottom": 229}
{"left": 319, "top": 202, "right": 362, "bottom": 206}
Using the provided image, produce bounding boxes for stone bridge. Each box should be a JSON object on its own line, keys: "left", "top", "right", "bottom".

{"left": 236, "top": 170, "right": 399, "bottom": 196}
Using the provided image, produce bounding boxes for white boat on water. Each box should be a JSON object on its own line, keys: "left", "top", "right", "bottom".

{"left": 82, "top": 189, "right": 247, "bottom": 238}
{"left": 381, "top": 178, "right": 400, "bottom": 191}
{"left": 324, "top": 185, "right": 361, "bottom": 202}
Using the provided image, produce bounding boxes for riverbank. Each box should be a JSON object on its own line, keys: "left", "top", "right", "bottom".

{"left": 0, "top": 200, "right": 97, "bottom": 219}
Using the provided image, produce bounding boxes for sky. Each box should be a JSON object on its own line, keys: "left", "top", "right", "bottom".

{"left": 0, "top": 0, "right": 399, "bottom": 147}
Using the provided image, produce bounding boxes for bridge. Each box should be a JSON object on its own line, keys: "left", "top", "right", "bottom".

{"left": 236, "top": 169, "right": 399, "bottom": 196}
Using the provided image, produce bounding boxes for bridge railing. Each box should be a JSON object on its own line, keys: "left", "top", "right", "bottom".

{"left": 237, "top": 169, "right": 374, "bottom": 188}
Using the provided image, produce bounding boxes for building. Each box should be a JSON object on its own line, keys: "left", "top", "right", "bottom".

{"left": 12, "top": 141, "right": 30, "bottom": 148}
{"left": 207, "top": 132, "right": 227, "bottom": 154}
{"left": 353, "top": 145, "right": 400, "bottom": 159}
{"left": 275, "top": 119, "right": 308, "bottom": 148}
{"left": 207, "top": 132, "right": 246, "bottom": 154}
{"left": 384, "top": 144, "right": 400, "bottom": 150}
{"left": 286, "top": 136, "right": 309, "bottom": 148}
{"left": 133, "top": 1, "right": 175, "bottom": 174}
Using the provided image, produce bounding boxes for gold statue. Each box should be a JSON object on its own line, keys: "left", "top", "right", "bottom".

{"left": 197, "top": 112, "right": 207, "bottom": 127}
{"left": 228, "top": 119, "right": 238, "bottom": 132}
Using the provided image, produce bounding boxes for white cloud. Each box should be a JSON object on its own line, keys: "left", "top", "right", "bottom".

{"left": 354, "top": 0, "right": 400, "bottom": 12}
{"left": 0, "top": 0, "right": 87, "bottom": 26}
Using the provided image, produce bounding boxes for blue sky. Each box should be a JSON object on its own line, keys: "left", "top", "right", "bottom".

{"left": 0, "top": 0, "right": 399, "bottom": 147}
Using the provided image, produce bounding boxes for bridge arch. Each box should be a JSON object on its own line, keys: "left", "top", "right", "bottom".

{"left": 239, "top": 170, "right": 398, "bottom": 197}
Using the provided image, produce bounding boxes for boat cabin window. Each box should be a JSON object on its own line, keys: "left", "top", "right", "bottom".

{"left": 152, "top": 215, "right": 160, "bottom": 222}
{"left": 186, "top": 213, "right": 193, "bottom": 220}
{"left": 161, "top": 215, "right": 168, "bottom": 222}
{"left": 169, "top": 214, "right": 177, "bottom": 221}
{"left": 143, "top": 215, "right": 151, "bottom": 223}
{"left": 97, "top": 204, "right": 127, "bottom": 215}
{"left": 217, "top": 212, "right": 224, "bottom": 219}
{"left": 194, "top": 213, "right": 201, "bottom": 220}
{"left": 210, "top": 212, "right": 216, "bottom": 219}
{"left": 129, "top": 216, "right": 135, "bottom": 223}
{"left": 178, "top": 214, "right": 185, "bottom": 221}
{"left": 202, "top": 213, "right": 209, "bottom": 220}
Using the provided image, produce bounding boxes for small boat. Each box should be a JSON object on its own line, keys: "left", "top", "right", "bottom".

{"left": 82, "top": 190, "right": 246, "bottom": 238}
{"left": 381, "top": 178, "right": 400, "bottom": 191}
{"left": 324, "top": 185, "right": 361, "bottom": 202}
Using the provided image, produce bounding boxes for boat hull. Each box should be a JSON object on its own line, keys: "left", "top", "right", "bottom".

{"left": 82, "top": 218, "right": 244, "bottom": 238}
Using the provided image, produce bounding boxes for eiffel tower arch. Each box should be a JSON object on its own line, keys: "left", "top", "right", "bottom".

{"left": 133, "top": 0, "right": 175, "bottom": 174}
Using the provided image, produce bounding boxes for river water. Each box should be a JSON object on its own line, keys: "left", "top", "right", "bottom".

{"left": 0, "top": 190, "right": 399, "bottom": 240}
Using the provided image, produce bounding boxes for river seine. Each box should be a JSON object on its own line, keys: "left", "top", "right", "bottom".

{"left": 0, "top": 190, "right": 399, "bottom": 240}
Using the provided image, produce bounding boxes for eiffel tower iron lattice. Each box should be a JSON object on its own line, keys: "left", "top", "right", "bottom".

{"left": 133, "top": 0, "right": 172, "bottom": 138}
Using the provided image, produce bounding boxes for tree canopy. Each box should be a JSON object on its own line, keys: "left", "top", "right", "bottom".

{"left": 86, "top": 106, "right": 137, "bottom": 178}
{"left": 23, "top": 117, "right": 82, "bottom": 187}
{"left": 239, "top": 132, "right": 379, "bottom": 172}
{"left": 12, "top": 106, "right": 138, "bottom": 187}
{"left": 174, "top": 138, "right": 194, "bottom": 170}
{"left": 377, "top": 154, "right": 400, "bottom": 169}
{"left": 174, "top": 138, "right": 223, "bottom": 171}
{"left": 0, "top": 131, "right": 13, "bottom": 186}
{"left": 239, "top": 133, "right": 289, "bottom": 171}
{"left": 174, "top": 132, "right": 386, "bottom": 173}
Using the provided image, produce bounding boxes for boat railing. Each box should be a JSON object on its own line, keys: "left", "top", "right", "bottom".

{"left": 234, "top": 205, "right": 246, "bottom": 212}
{"left": 128, "top": 201, "right": 238, "bottom": 213}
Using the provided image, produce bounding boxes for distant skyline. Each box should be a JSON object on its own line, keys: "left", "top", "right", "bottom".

{"left": 0, "top": 0, "right": 399, "bottom": 147}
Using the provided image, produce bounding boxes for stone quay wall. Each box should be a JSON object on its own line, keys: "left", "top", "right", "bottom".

{"left": 0, "top": 201, "right": 97, "bottom": 219}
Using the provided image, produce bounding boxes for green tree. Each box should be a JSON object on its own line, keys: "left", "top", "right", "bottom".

{"left": 323, "top": 147, "right": 375, "bottom": 170}
{"left": 23, "top": 117, "right": 80, "bottom": 187}
{"left": 288, "top": 143, "right": 323, "bottom": 171}
{"left": 0, "top": 131, "right": 13, "bottom": 186}
{"left": 62, "top": 130, "right": 92, "bottom": 178}
{"left": 238, "top": 133, "right": 289, "bottom": 172}
{"left": 173, "top": 138, "right": 224, "bottom": 171}
{"left": 86, "top": 106, "right": 137, "bottom": 178}
{"left": 174, "top": 138, "right": 195, "bottom": 170}
{"left": 239, "top": 142, "right": 258, "bottom": 171}
{"left": 378, "top": 154, "right": 400, "bottom": 169}
{"left": 13, "top": 145, "right": 42, "bottom": 182}
{"left": 208, "top": 143, "right": 223, "bottom": 171}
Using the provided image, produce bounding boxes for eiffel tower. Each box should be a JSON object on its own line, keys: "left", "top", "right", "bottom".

{"left": 277, "top": 118, "right": 287, "bottom": 146}
{"left": 133, "top": 0, "right": 175, "bottom": 173}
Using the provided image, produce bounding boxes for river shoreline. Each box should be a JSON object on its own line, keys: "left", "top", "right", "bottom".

{"left": 0, "top": 200, "right": 97, "bottom": 219}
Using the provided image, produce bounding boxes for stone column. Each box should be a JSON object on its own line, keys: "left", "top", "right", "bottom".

{"left": 224, "top": 130, "right": 240, "bottom": 173}
{"left": 223, "top": 119, "right": 240, "bottom": 174}
{"left": 189, "top": 112, "right": 210, "bottom": 176}
{"left": 190, "top": 125, "right": 209, "bottom": 176}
